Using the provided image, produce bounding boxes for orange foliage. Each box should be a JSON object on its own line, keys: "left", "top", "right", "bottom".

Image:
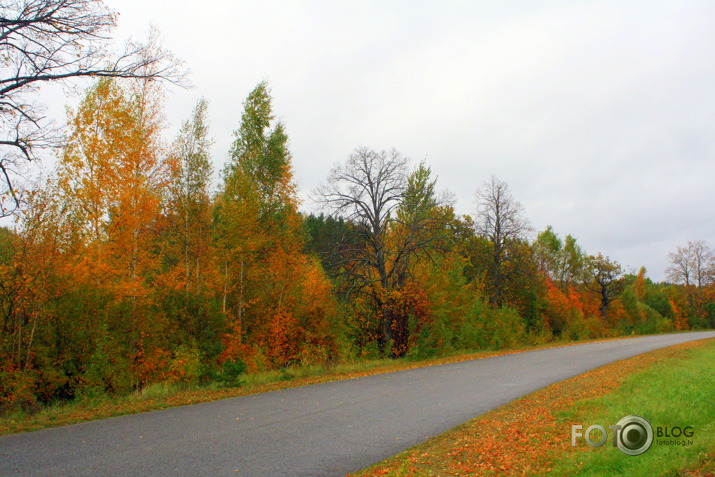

{"left": 267, "top": 312, "right": 303, "bottom": 367}
{"left": 632, "top": 267, "right": 647, "bottom": 300}
{"left": 132, "top": 343, "right": 171, "bottom": 388}
{"left": 220, "top": 324, "right": 246, "bottom": 363}
{"left": 670, "top": 299, "right": 689, "bottom": 330}
{"left": 542, "top": 279, "right": 582, "bottom": 333}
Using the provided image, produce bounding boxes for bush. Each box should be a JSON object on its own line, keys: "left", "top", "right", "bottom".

{"left": 453, "top": 298, "right": 490, "bottom": 350}
{"left": 456, "top": 299, "right": 527, "bottom": 350}
{"left": 168, "top": 344, "right": 202, "bottom": 384}
{"left": 487, "top": 307, "right": 527, "bottom": 349}
{"left": 210, "top": 358, "right": 247, "bottom": 387}
{"left": 408, "top": 312, "right": 454, "bottom": 359}
{"left": 0, "top": 366, "right": 39, "bottom": 415}
{"left": 79, "top": 329, "right": 133, "bottom": 398}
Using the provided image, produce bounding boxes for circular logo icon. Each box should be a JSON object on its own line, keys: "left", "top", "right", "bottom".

{"left": 616, "top": 415, "right": 653, "bottom": 456}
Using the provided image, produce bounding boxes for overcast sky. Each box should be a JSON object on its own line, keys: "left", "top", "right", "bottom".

{"left": 48, "top": 0, "right": 715, "bottom": 281}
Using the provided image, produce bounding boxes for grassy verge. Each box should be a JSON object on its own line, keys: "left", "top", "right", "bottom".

{"left": 0, "top": 336, "right": 630, "bottom": 437}
{"left": 351, "top": 338, "right": 715, "bottom": 476}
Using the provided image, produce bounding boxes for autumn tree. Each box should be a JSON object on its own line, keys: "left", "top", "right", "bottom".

{"left": 0, "top": 188, "right": 72, "bottom": 408}
{"left": 316, "top": 150, "right": 451, "bottom": 355}
{"left": 215, "top": 82, "right": 295, "bottom": 336}
{"left": 166, "top": 98, "right": 213, "bottom": 292}
{"left": 158, "top": 97, "right": 221, "bottom": 360}
{"left": 533, "top": 226, "right": 586, "bottom": 291}
{"left": 392, "top": 162, "right": 453, "bottom": 281}
{"left": 54, "top": 77, "right": 170, "bottom": 388}
{"left": 0, "top": 76, "right": 190, "bottom": 407}
{"left": 316, "top": 147, "right": 408, "bottom": 354}
{"left": 63, "top": 78, "right": 166, "bottom": 291}
{"left": 216, "top": 82, "right": 335, "bottom": 366}
{"left": 57, "top": 79, "right": 132, "bottom": 249}
{"left": 474, "top": 176, "right": 531, "bottom": 306}
{"left": 163, "top": 98, "right": 213, "bottom": 290}
{"left": 585, "top": 253, "right": 623, "bottom": 320}
{"left": 0, "top": 0, "right": 185, "bottom": 216}
{"left": 387, "top": 162, "right": 453, "bottom": 355}
{"left": 316, "top": 147, "right": 408, "bottom": 297}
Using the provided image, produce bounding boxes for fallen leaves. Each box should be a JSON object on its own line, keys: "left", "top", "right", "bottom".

{"left": 354, "top": 340, "right": 708, "bottom": 476}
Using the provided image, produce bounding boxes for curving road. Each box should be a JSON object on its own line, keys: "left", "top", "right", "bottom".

{"left": 1, "top": 331, "right": 713, "bottom": 476}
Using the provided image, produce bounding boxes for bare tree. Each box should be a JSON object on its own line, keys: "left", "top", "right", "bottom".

{"left": 315, "top": 147, "right": 408, "bottom": 293}
{"left": 585, "top": 253, "right": 623, "bottom": 320}
{"left": 0, "top": 0, "right": 186, "bottom": 216}
{"left": 667, "top": 240, "right": 714, "bottom": 288}
{"left": 315, "top": 148, "right": 451, "bottom": 355}
{"left": 667, "top": 245, "right": 693, "bottom": 286}
{"left": 474, "top": 176, "right": 530, "bottom": 306}
{"left": 667, "top": 241, "right": 715, "bottom": 327}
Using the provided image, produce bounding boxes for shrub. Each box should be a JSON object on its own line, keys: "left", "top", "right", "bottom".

{"left": 210, "top": 358, "right": 247, "bottom": 387}
{"left": 168, "top": 344, "right": 202, "bottom": 384}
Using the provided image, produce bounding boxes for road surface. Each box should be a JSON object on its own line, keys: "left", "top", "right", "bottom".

{"left": 1, "top": 331, "right": 713, "bottom": 476}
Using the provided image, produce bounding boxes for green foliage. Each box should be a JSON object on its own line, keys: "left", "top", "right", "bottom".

{"left": 397, "top": 161, "right": 437, "bottom": 222}
{"left": 485, "top": 307, "right": 528, "bottom": 349}
{"left": 226, "top": 81, "right": 293, "bottom": 224}
{"left": 0, "top": 227, "right": 16, "bottom": 264}
{"left": 78, "top": 324, "right": 133, "bottom": 400}
{"left": 409, "top": 316, "right": 453, "bottom": 359}
{"left": 454, "top": 299, "right": 526, "bottom": 350}
{"left": 561, "top": 312, "right": 608, "bottom": 341}
{"left": 643, "top": 285, "right": 674, "bottom": 319}
{"left": 455, "top": 297, "right": 491, "bottom": 350}
{"left": 209, "top": 358, "right": 247, "bottom": 387}
{"left": 156, "top": 288, "right": 225, "bottom": 364}
{"left": 620, "top": 282, "right": 674, "bottom": 335}
{"left": 168, "top": 344, "right": 203, "bottom": 384}
{"left": 303, "top": 213, "right": 356, "bottom": 276}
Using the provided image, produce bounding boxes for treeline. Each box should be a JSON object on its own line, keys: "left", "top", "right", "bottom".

{"left": 1, "top": 81, "right": 713, "bottom": 412}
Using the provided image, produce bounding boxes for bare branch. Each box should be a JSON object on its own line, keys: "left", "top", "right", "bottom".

{"left": 474, "top": 175, "right": 531, "bottom": 305}
{"left": 0, "top": 0, "right": 188, "bottom": 215}
{"left": 667, "top": 240, "right": 715, "bottom": 287}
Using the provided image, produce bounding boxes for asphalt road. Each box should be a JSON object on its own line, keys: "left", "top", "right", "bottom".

{"left": 1, "top": 331, "right": 713, "bottom": 476}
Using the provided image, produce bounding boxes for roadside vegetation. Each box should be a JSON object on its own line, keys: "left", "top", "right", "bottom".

{"left": 352, "top": 338, "right": 715, "bottom": 476}
{"left": 2, "top": 78, "right": 714, "bottom": 421}
{"left": 0, "top": 337, "right": 620, "bottom": 436}
{"left": 2, "top": 1, "right": 715, "bottom": 428}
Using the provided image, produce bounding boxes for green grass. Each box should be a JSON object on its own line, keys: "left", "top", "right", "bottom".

{"left": 550, "top": 339, "right": 715, "bottom": 476}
